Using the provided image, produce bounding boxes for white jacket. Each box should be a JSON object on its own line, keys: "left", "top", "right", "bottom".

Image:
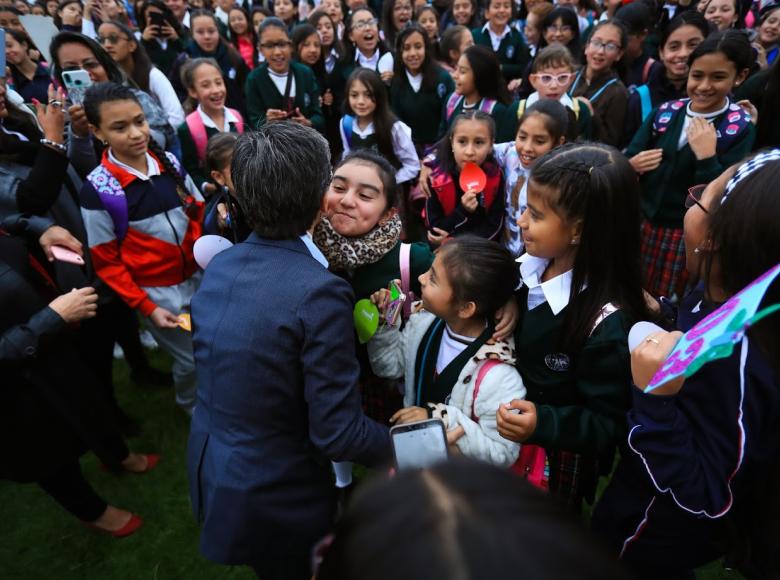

{"left": 367, "top": 308, "right": 526, "bottom": 467}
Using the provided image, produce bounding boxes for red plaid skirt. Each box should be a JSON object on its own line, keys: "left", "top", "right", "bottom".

{"left": 640, "top": 220, "right": 690, "bottom": 300}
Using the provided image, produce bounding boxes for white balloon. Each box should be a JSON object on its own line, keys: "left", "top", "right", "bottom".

{"left": 193, "top": 235, "right": 234, "bottom": 270}
{"left": 628, "top": 321, "right": 666, "bottom": 352}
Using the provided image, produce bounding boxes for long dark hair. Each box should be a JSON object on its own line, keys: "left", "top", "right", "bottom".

{"left": 688, "top": 28, "right": 753, "bottom": 72}
{"left": 435, "top": 110, "right": 496, "bottom": 179}
{"left": 462, "top": 45, "right": 511, "bottom": 104}
{"left": 756, "top": 60, "right": 780, "bottom": 149}
{"left": 343, "top": 68, "right": 401, "bottom": 168}
{"left": 586, "top": 19, "right": 629, "bottom": 81}
{"left": 308, "top": 10, "right": 345, "bottom": 60}
{"left": 292, "top": 23, "right": 324, "bottom": 77}
{"left": 49, "top": 31, "right": 127, "bottom": 86}
{"left": 228, "top": 6, "right": 258, "bottom": 61}
{"left": 380, "top": 0, "right": 407, "bottom": 52}
{"left": 440, "top": 25, "right": 468, "bottom": 67}
{"left": 529, "top": 142, "right": 650, "bottom": 353}
{"left": 137, "top": 0, "right": 183, "bottom": 36}
{"left": 101, "top": 20, "right": 154, "bottom": 92}
{"left": 393, "top": 24, "right": 438, "bottom": 91}
{"left": 539, "top": 7, "right": 581, "bottom": 58}
{"left": 517, "top": 99, "right": 570, "bottom": 144}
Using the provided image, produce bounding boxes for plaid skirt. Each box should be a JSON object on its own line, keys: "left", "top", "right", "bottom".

{"left": 640, "top": 220, "right": 690, "bottom": 300}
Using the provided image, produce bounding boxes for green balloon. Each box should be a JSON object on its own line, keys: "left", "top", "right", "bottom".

{"left": 353, "top": 299, "right": 380, "bottom": 344}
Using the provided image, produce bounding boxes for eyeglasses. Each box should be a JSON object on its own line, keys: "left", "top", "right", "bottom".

{"left": 98, "top": 34, "right": 129, "bottom": 45}
{"left": 351, "top": 17, "right": 378, "bottom": 30}
{"left": 63, "top": 60, "right": 103, "bottom": 71}
{"left": 588, "top": 39, "right": 622, "bottom": 53}
{"left": 545, "top": 24, "right": 572, "bottom": 33}
{"left": 685, "top": 184, "right": 709, "bottom": 212}
{"left": 532, "top": 72, "right": 573, "bottom": 86}
{"left": 260, "top": 40, "right": 292, "bottom": 50}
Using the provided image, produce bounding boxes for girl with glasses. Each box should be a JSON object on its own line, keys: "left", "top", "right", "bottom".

{"left": 381, "top": 0, "right": 413, "bottom": 52}
{"left": 345, "top": 6, "right": 395, "bottom": 82}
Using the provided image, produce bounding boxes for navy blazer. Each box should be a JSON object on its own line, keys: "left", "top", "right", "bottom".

{"left": 187, "top": 234, "right": 391, "bottom": 566}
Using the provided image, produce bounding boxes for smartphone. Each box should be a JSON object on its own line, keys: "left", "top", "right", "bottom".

{"left": 51, "top": 245, "right": 85, "bottom": 265}
{"left": 149, "top": 11, "right": 166, "bottom": 29}
{"left": 391, "top": 419, "right": 448, "bottom": 471}
{"left": 61, "top": 69, "right": 92, "bottom": 106}
{"left": 385, "top": 280, "right": 406, "bottom": 326}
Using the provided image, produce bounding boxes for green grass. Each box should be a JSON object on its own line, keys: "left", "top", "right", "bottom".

{"left": 0, "top": 350, "right": 741, "bottom": 579}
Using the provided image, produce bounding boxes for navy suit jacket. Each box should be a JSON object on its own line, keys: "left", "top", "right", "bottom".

{"left": 187, "top": 234, "right": 391, "bottom": 565}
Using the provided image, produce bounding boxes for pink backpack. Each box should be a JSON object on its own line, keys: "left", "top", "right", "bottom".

{"left": 185, "top": 108, "right": 245, "bottom": 163}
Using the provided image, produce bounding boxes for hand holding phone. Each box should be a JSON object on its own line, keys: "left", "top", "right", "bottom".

{"left": 51, "top": 244, "right": 86, "bottom": 265}
{"left": 391, "top": 418, "right": 449, "bottom": 471}
{"left": 61, "top": 69, "right": 92, "bottom": 106}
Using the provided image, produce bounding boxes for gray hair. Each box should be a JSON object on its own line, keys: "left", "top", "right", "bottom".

{"left": 232, "top": 122, "right": 331, "bottom": 239}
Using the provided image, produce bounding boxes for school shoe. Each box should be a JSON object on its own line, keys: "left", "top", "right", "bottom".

{"left": 82, "top": 514, "right": 143, "bottom": 538}
{"left": 138, "top": 330, "right": 159, "bottom": 350}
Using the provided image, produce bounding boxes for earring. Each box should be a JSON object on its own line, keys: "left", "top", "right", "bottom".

{"left": 571, "top": 238, "right": 579, "bottom": 245}
{"left": 693, "top": 247, "right": 701, "bottom": 254}
{"left": 102, "top": 140, "right": 108, "bottom": 146}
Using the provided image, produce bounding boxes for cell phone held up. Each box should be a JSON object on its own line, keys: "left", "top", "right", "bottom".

{"left": 149, "top": 11, "right": 166, "bottom": 31}
{"left": 61, "top": 69, "right": 92, "bottom": 106}
{"left": 390, "top": 418, "right": 449, "bottom": 471}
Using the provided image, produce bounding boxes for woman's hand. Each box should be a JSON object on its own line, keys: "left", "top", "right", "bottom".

{"left": 149, "top": 306, "right": 180, "bottom": 328}
{"left": 68, "top": 103, "right": 90, "bottom": 138}
{"left": 33, "top": 85, "right": 66, "bottom": 146}
{"left": 426, "top": 227, "right": 449, "bottom": 246}
{"left": 39, "top": 225, "right": 83, "bottom": 262}
{"left": 687, "top": 117, "right": 717, "bottom": 160}
{"left": 461, "top": 189, "right": 479, "bottom": 213}
{"left": 629, "top": 149, "right": 663, "bottom": 174}
{"left": 49, "top": 287, "right": 98, "bottom": 323}
{"left": 492, "top": 296, "right": 518, "bottom": 342}
{"left": 496, "top": 400, "right": 537, "bottom": 442}
{"left": 390, "top": 406, "right": 429, "bottom": 425}
{"left": 380, "top": 70, "right": 394, "bottom": 83}
{"left": 322, "top": 88, "right": 334, "bottom": 107}
{"left": 631, "top": 331, "right": 685, "bottom": 395}
{"left": 142, "top": 25, "right": 161, "bottom": 41}
{"left": 160, "top": 21, "right": 179, "bottom": 39}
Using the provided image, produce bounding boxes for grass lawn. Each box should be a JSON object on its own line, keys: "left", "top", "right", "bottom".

{"left": 0, "top": 350, "right": 742, "bottom": 580}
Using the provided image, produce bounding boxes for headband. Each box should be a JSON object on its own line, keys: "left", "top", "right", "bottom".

{"left": 722, "top": 148, "right": 780, "bottom": 204}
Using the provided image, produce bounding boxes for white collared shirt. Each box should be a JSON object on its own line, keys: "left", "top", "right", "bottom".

{"left": 325, "top": 48, "right": 339, "bottom": 74}
{"left": 196, "top": 104, "right": 239, "bottom": 132}
{"left": 678, "top": 98, "right": 730, "bottom": 150}
{"left": 269, "top": 69, "right": 296, "bottom": 98}
{"left": 108, "top": 149, "right": 160, "bottom": 181}
{"left": 339, "top": 119, "right": 420, "bottom": 184}
{"left": 406, "top": 70, "right": 423, "bottom": 92}
{"left": 356, "top": 49, "right": 394, "bottom": 73}
{"left": 483, "top": 22, "right": 511, "bottom": 52}
{"left": 517, "top": 253, "right": 573, "bottom": 315}
{"left": 214, "top": 6, "right": 229, "bottom": 25}
{"left": 300, "top": 232, "right": 329, "bottom": 267}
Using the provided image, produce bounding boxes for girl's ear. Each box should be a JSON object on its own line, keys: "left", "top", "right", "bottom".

{"left": 734, "top": 67, "right": 750, "bottom": 87}
{"left": 569, "top": 217, "right": 584, "bottom": 245}
{"left": 210, "top": 169, "right": 226, "bottom": 186}
{"left": 187, "top": 86, "right": 200, "bottom": 101}
{"left": 376, "top": 206, "right": 396, "bottom": 226}
{"left": 457, "top": 300, "right": 477, "bottom": 320}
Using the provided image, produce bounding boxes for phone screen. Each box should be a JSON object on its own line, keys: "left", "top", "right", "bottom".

{"left": 391, "top": 419, "right": 448, "bottom": 470}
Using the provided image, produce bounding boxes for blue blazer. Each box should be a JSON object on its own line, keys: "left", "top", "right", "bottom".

{"left": 187, "top": 234, "right": 391, "bottom": 566}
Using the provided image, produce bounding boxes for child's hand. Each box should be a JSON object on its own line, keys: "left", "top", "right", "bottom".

{"left": 68, "top": 104, "right": 90, "bottom": 139}
{"left": 390, "top": 406, "right": 429, "bottom": 425}
{"left": 736, "top": 99, "right": 758, "bottom": 125}
{"left": 418, "top": 163, "right": 433, "bottom": 198}
{"left": 629, "top": 149, "right": 663, "bottom": 174}
{"left": 492, "top": 296, "right": 518, "bottom": 341}
{"left": 266, "top": 108, "right": 289, "bottom": 121}
{"left": 687, "top": 117, "right": 717, "bottom": 160}
{"left": 507, "top": 78, "right": 523, "bottom": 92}
{"left": 380, "top": 70, "right": 394, "bottom": 83}
{"left": 142, "top": 25, "right": 161, "bottom": 41}
{"left": 290, "top": 108, "right": 312, "bottom": 127}
{"left": 370, "top": 280, "right": 400, "bottom": 315}
{"left": 496, "top": 400, "right": 537, "bottom": 442}
{"left": 427, "top": 227, "right": 449, "bottom": 246}
{"left": 461, "top": 189, "right": 479, "bottom": 213}
{"left": 149, "top": 306, "right": 180, "bottom": 329}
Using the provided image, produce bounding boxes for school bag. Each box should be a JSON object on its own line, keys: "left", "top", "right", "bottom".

{"left": 444, "top": 93, "right": 497, "bottom": 123}
{"left": 635, "top": 84, "right": 653, "bottom": 123}
{"left": 185, "top": 108, "right": 245, "bottom": 164}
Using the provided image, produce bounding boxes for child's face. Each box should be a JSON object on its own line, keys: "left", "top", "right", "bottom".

{"left": 298, "top": 32, "right": 322, "bottom": 66}
{"left": 543, "top": 17, "right": 574, "bottom": 45}
{"left": 524, "top": 13, "right": 541, "bottom": 46}
{"left": 189, "top": 64, "right": 226, "bottom": 113}
{"left": 453, "top": 54, "right": 476, "bottom": 96}
{"left": 584, "top": 24, "right": 624, "bottom": 76}
{"left": 529, "top": 65, "right": 574, "bottom": 100}
{"left": 682, "top": 168, "right": 731, "bottom": 281}
{"left": 322, "top": 0, "right": 343, "bottom": 23}
{"left": 46, "top": 0, "right": 58, "bottom": 16}
{"left": 274, "top": 0, "right": 296, "bottom": 23}
{"left": 759, "top": 9, "right": 780, "bottom": 47}
{"left": 260, "top": 26, "right": 292, "bottom": 74}
{"left": 4, "top": 36, "right": 27, "bottom": 65}
{"left": 252, "top": 11, "right": 266, "bottom": 29}
{"left": 418, "top": 10, "right": 439, "bottom": 39}
{"left": 392, "top": 0, "right": 413, "bottom": 30}
{"left": 229, "top": 9, "right": 249, "bottom": 36}
{"left": 98, "top": 22, "right": 136, "bottom": 63}
{"left": 687, "top": 51, "right": 746, "bottom": 113}
{"left": 348, "top": 79, "right": 377, "bottom": 120}
{"left": 401, "top": 31, "right": 426, "bottom": 74}
{"left": 349, "top": 9, "right": 379, "bottom": 53}
{"left": 451, "top": 118, "right": 492, "bottom": 170}
{"left": 659, "top": 24, "right": 704, "bottom": 81}
{"left": 325, "top": 161, "right": 391, "bottom": 237}
{"left": 452, "top": 0, "right": 473, "bottom": 25}
{"left": 91, "top": 99, "right": 150, "bottom": 163}
{"left": 192, "top": 16, "right": 221, "bottom": 53}
{"left": 515, "top": 114, "right": 561, "bottom": 169}
{"left": 518, "top": 179, "right": 580, "bottom": 261}
{"left": 704, "top": 0, "right": 738, "bottom": 31}
{"left": 60, "top": 2, "right": 83, "bottom": 26}
{"left": 418, "top": 253, "right": 458, "bottom": 319}
{"left": 31, "top": 4, "right": 45, "bottom": 15}
{"left": 485, "top": 0, "right": 512, "bottom": 29}
{"left": 315, "top": 14, "right": 335, "bottom": 47}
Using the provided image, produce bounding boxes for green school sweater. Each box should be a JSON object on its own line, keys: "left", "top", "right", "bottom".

{"left": 351, "top": 241, "right": 434, "bottom": 301}
{"left": 177, "top": 117, "right": 241, "bottom": 193}
{"left": 244, "top": 61, "right": 325, "bottom": 131}
{"left": 625, "top": 102, "right": 756, "bottom": 228}
{"left": 142, "top": 38, "right": 183, "bottom": 77}
{"left": 501, "top": 96, "right": 593, "bottom": 143}
{"left": 514, "top": 295, "right": 633, "bottom": 460}
{"left": 471, "top": 25, "right": 530, "bottom": 81}
{"left": 390, "top": 67, "right": 455, "bottom": 146}
{"left": 735, "top": 69, "right": 779, "bottom": 150}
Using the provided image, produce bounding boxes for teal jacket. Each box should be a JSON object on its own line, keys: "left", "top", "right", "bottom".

{"left": 244, "top": 61, "right": 324, "bottom": 131}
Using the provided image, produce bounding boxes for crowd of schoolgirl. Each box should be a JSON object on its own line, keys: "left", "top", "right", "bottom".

{"left": 1, "top": 0, "right": 780, "bottom": 576}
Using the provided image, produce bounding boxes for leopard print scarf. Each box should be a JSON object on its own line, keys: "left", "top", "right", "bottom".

{"left": 313, "top": 213, "right": 403, "bottom": 272}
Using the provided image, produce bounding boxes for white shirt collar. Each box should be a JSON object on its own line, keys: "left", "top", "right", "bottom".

{"left": 352, "top": 120, "right": 375, "bottom": 137}
{"left": 526, "top": 91, "right": 575, "bottom": 110}
{"left": 356, "top": 49, "right": 380, "bottom": 69}
{"left": 107, "top": 149, "right": 160, "bottom": 181}
{"left": 300, "top": 232, "right": 329, "bottom": 267}
{"left": 483, "top": 22, "right": 510, "bottom": 42}
{"left": 182, "top": 10, "right": 190, "bottom": 28}
{"left": 196, "top": 104, "right": 238, "bottom": 132}
{"left": 517, "top": 253, "right": 574, "bottom": 315}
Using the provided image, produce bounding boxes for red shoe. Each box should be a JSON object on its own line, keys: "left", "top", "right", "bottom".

{"left": 101, "top": 454, "right": 161, "bottom": 474}
{"left": 83, "top": 514, "right": 143, "bottom": 538}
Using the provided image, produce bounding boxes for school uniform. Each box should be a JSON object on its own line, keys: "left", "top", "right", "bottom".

{"left": 390, "top": 66, "right": 455, "bottom": 147}
{"left": 735, "top": 68, "right": 780, "bottom": 150}
{"left": 177, "top": 105, "right": 243, "bottom": 194}
{"left": 310, "top": 51, "right": 349, "bottom": 159}
{"left": 244, "top": 61, "right": 325, "bottom": 131}
{"left": 502, "top": 92, "right": 594, "bottom": 144}
{"left": 471, "top": 23, "right": 530, "bottom": 81}
{"left": 439, "top": 94, "right": 508, "bottom": 137}
{"left": 9, "top": 62, "right": 51, "bottom": 104}
{"left": 142, "top": 37, "right": 184, "bottom": 77}
{"left": 343, "top": 48, "right": 395, "bottom": 78}
{"left": 625, "top": 97, "right": 755, "bottom": 298}
{"left": 338, "top": 117, "right": 420, "bottom": 183}
{"left": 368, "top": 308, "right": 525, "bottom": 466}
{"left": 568, "top": 69, "right": 629, "bottom": 147}
{"left": 513, "top": 254, "right": 633, "bottom": 506}
{"left": 591, "top": 287, "right": 780, "bottom": 580}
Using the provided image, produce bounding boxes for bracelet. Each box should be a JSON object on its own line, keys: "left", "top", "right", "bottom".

{"left": 40, "top": 138, "right": 67, "bottom": 153}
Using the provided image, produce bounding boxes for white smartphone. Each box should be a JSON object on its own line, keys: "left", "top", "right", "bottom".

{"left": 391, "top": 418, "right": 448, "bottom": 471}
{"left": 61, "top": 69, "right": 92, "bottom": 106}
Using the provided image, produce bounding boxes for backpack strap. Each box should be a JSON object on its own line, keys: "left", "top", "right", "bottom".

{"left": 228, "top": 107, "right": 245, "bottom": 134}
{"left": 516, "top": 98, "right": 526, "bottom": 120}
{"left": 714, "top": 102, "right": 752, "bottom": 155}
{"left": 185, "top": 110, "right": 209, "bottom": 164}
{"left": 590, "top": 303, "right": 619, "bottom": 336}
{"left": 480, "top": 98, "right": 497, "bottom": 115}
{"left": 86, "top": 165, "right": 129, "bottom": 242}
{"left": 588, "top": 78, "right": 618, "bottom": 104}
{"left": 470, "top": 359, "right": 503, "bottom": 422}
{"left": 642, "top": 57, "right": 655, "bottom": 85}
{"left": 399, "top": 242, "right": 413, "bottom": 320}
{"left": 341, "top": 114, "right": 354, "bottom": 149}
{"left": 636, "top": 84, "right": 652, "bottom": 122}
{"left": 652, "top": 99, "right": 687, "bottom": 136}
{"left": 445, "top": 93, "right": 463, "bottom": 122}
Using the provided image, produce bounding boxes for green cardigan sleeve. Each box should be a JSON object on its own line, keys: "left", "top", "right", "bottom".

{"left": 177, "top": 121, "right": 209, "bottom": 193}
{"left": 527, "top": 311, "right": 632, "bottom": 455}
{"left": 245, "top": 67, "right": 269, "bottom": 128}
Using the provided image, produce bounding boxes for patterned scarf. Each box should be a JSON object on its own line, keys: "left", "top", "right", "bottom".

{"left": 313, "top": 213, "right": 402, "bottom": 271}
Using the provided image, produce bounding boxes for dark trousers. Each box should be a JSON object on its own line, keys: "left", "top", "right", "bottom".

{"left": 250, "top": 555, "right": 312, "bottom": 580}
{"left": 37, "top": 461, "right": 107, "bottom": 522}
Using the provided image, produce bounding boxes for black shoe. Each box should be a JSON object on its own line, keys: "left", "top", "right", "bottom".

{"left": 130, "top": 366, "right": 174, "bottom": 388}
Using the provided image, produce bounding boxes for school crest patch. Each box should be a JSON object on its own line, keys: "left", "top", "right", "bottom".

{"left": 728, "top": 111, "right": 741, "bottom": 123}
{"left": 506, "top": 45, "right": 515, "bottom": 59}
{"left": 544, "top": 353, "right": 570, "bottom": 372}
{"left": 725, "top": 123, "right": 739, "bottom": 135}
{"left": 437, "top": 83, "right": 447, "bottom": 98}
{"left": 671, "top": 101, "right": 684, "bottom": 110}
